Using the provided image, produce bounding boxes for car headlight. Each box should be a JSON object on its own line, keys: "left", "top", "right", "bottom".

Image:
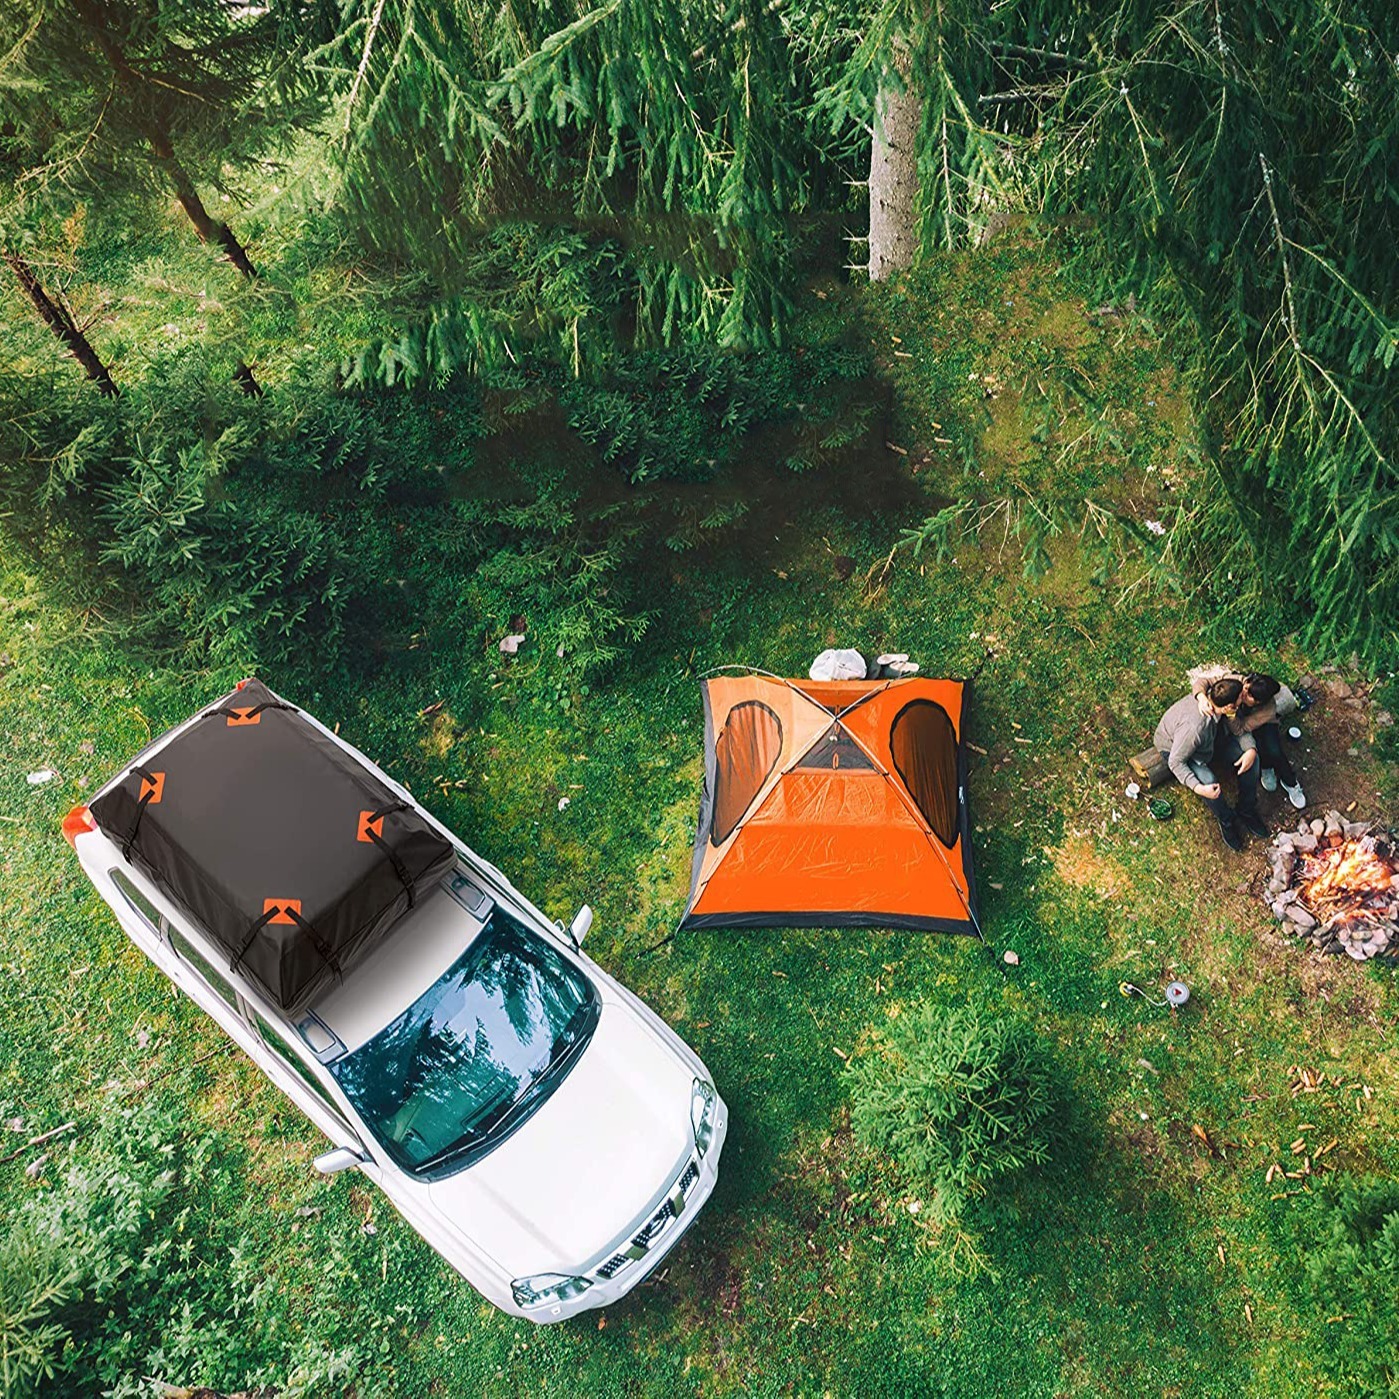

{"left": 510, "top": 1272, "right": 592, "bottom": 1309}
{"left": 690, "top": 1078, "right": 718, "bottom": 1157}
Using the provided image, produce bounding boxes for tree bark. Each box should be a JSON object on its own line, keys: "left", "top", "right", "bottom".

{"left": 5, "top": 253, "right": 119, "bottom": 395}
{"left": 868, "top": 42, "right": 921, "bottom": 281}
{"left": 233, "top": 361, "right": 263, "bottom": 395}
{"left": 146, "top": 128, "right": 258, "bottom": 279}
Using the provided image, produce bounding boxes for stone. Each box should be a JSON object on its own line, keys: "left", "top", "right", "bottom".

{"left": 1329, "top": 679, "right": 1353, "bottom": 698}
{"left": 1311, "top": 819, "right": 1326, "bottom": 836}
{"left": 1285, "top": 905, "right": 1317, "bottom": 930}
{"left": 1297, "top": 834, "right": 1318, "bottom": 852}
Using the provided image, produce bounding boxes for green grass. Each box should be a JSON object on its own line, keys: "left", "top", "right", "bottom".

{"left": 2, "top": 231, "right": 1397, "bottom": 1396}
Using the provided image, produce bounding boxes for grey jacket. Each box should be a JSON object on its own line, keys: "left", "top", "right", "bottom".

{"left": 1154, "top": 694, "right": 1255, "bottom": 792}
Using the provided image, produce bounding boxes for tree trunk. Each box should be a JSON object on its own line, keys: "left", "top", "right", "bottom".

{"left": 868, "top": 43, "right": 921, "bottom": 281}
{"left": 146, "top": 129, "right": 258, "bottom": 279}
{"left": 233, "top": 361, "right": 263, "bottom": 396}
{"left": 68, "top": 2, "right": 258, "bottom": 280}
{"left": 4, "top": 253, "right": 119, "bottom": 395}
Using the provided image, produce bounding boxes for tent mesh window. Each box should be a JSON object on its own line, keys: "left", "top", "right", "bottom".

{"left": 711, "top": 701, "right": 782, "bottom": 845}
{"left": 793, "top": 722, "right": 876, "bottom": 771}
{"left": 889, "top": 699, "right": 959, "bottom": 846}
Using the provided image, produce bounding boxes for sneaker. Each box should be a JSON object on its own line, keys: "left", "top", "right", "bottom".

{"left": 1281, "top": 781, "right": 1307, "bottom": 810}
{"left": 1217, "top": 817, "right": 1245, "bottom": 852}
{"left": 1260, "top": 767, "right": 1277, "bottom": 792}
{"left": 1239, "top": 810, "right": 1269, "bottom": 840}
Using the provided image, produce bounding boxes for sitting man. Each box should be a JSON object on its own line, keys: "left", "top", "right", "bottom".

{"left": 1154, "top": 676, "right": 1265, "bottom": 850}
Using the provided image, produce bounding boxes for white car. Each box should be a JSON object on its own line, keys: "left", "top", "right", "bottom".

{"left": 63, "top": 688, "right": 727, "bottom": 1322}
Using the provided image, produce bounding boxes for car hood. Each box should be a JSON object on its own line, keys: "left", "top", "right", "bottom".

{"left": 426, "top": 998, "right": 695, "bottom": 1276}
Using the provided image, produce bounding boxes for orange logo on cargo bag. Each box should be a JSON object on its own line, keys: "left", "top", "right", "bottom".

{"left": 226, "top": 707, "right": 262, "bottom": 727}
{"left": 262, "top": 898, "right": 302, "bottom": 925}
{"left": 356, "top": 810, "right": 386, "bottom": 843}
{"left": 138, "top": 771, "right": 165, "bottom": 804}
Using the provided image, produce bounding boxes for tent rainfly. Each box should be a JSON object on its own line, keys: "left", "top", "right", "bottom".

{"left": 681, "top": 673, "right": 977, "bottom": 933}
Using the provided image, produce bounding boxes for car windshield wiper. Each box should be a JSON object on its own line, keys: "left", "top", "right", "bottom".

{"left": 413, "top": 1002, "right": 598, "bottom": 1176}
{"left": 415, "top": 1055, "right": 566, "bottom": 1174}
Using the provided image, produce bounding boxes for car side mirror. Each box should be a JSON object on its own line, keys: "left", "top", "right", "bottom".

{"left": 314, "top": 1145, "right": 368, "bottom": 1176}
{"left": 568, "top": 905, "right": 593, "bottom": 948}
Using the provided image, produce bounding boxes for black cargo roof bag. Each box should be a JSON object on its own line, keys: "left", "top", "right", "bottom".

{"left": 90, "top": 679, "right": 455, "bottom": 1016}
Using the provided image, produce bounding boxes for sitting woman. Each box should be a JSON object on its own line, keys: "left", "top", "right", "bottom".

{"left": 1237, "top": 673, "right": 1307, "bottom": 809}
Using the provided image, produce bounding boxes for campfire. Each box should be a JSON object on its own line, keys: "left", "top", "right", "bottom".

{"left": 1264, "top": 811, "right": 1399, "bottom": 960}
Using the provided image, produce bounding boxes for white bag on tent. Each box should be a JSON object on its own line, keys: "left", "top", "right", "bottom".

{"left": 809, "top": 648, "right": 868, "bottom": 681}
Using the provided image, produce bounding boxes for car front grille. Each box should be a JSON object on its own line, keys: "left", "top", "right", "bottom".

{"left": 591, "top": 1157, "right": 701, "bottom": 1282}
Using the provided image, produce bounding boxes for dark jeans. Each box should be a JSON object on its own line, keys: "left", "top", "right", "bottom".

{"left": 1205, "top": 729, "right": 1259, "bottom": 824}
{"left": 1167, "top": 730, "right": 1258, "bottom": 827}
{"left": 1251, "top": 721, "right": 1297, "bottom": 786}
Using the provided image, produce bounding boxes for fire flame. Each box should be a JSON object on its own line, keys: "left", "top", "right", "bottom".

{"left": 1301, "top": 837, "right": 1395, "bottom": 909}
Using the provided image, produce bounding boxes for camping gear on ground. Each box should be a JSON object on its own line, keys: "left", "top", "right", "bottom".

{"left": 681, "top": 671, "right": 977, "bottom": 932}
{"left": 1120, "top": 979, "right": 1190, "bottom": 1008}
{"left": 873, "top": 653, "right": 920, "bottom": 678}
{"left": 808, "top": 648, "right": 868, "bottom": 682}
{"left": 1148, "top": 797, "right": 1174, "bottom": 821}
{"left": 88, "top": 678, "right": 455, "bottom": 1016}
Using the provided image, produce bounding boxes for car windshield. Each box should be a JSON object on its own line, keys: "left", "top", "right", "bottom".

{"left": 330, "top": 909, "right": 597, "bottom": 1178}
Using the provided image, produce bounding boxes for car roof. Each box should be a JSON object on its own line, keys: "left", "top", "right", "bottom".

{"left": 307, "top": 869, "right": 494, "bottom": 1056}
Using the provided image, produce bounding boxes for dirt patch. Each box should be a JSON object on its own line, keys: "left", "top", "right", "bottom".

{"left": 1050, "top": 835, "right": 1131, "bottom": 899}
{"left": 1108, "top": 1108, "right": 1171, "bottom": 1167}
{"left": 419, "top": 710, "right": 459, "bottom": 760}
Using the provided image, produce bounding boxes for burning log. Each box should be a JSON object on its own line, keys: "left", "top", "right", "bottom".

{"left": 1263, "top": 811, "right": 1399, "bottom": 961}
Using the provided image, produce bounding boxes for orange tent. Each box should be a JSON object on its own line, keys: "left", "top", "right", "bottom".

{"left": 681, "top": 672, "right": 978, "bottom": 932}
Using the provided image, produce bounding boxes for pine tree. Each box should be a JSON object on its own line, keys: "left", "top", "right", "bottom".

{"left": 810, "top": 0, "right": 1399, "bottom": 664}
{"left": 0, "top": 0, "right": 328, "bottom": 390}
{"left": 322, "top": 0, "right": 819, "bottom": 380}
{"left": 0, "top": 1, "right": 327, "bottom": 270}
{"left": 2, "top": 251, "right": 119, "bottom": 395}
